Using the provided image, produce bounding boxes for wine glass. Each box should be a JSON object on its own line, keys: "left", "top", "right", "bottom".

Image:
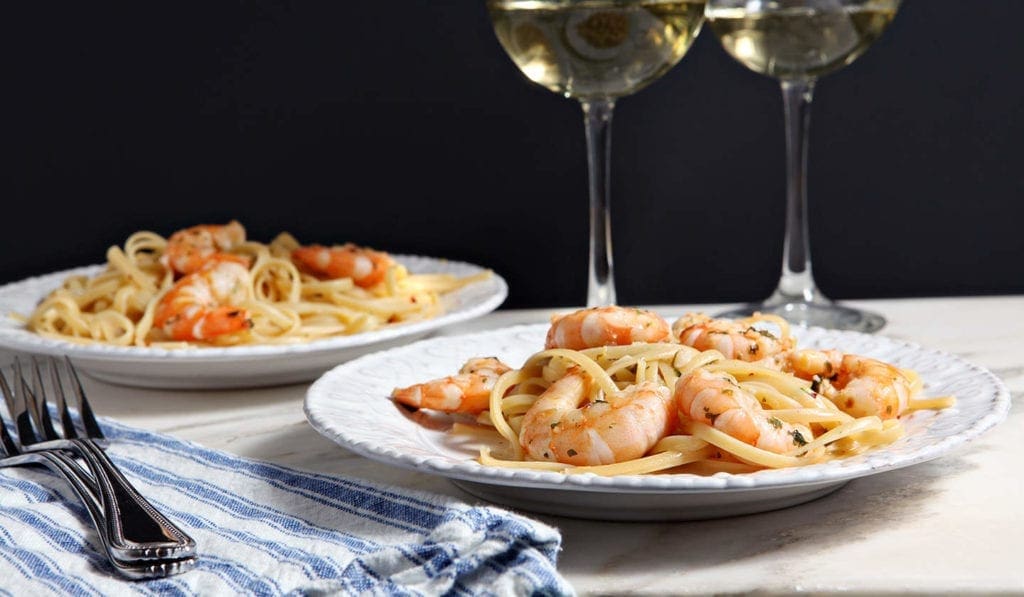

{"left": 488, "top": 0, "right": 706, "bottom": 306}
{"left": 706, "top": 0, "right": 900, "bottom": 331}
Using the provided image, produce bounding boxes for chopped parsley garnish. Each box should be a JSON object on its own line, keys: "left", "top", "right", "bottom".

{"left": 791, "top": 430, "right": 808, "bottom": 447}
{"left": 745, "top": 327, "right": 777, "bottom": 340}
{"left": 768, "top": 417, "right": 783, "bottom": 429}
{"left": 704, "top": 407, "right": 720, "bottom": 424}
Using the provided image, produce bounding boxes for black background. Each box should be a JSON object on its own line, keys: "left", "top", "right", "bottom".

{"left": 5, "top": 1, "right": 1023, "bottom": 308}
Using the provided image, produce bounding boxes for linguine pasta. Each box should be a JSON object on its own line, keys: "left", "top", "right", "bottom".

{"left": 24, "top": 230, "right": 490, "bottom": 348}
{"left": 436, "top": 320, "right": 955, "bottom": 477}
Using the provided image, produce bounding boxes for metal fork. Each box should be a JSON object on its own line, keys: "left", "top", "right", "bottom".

{"left": 13, "top": 357, "right": 196, "bottom": 563}
{"left": 0, "top": 369, "right": 194, "bottom": 579}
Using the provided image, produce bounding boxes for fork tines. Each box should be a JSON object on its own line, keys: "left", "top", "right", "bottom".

{"left": 25, "top": 356, "right": 105, "bottom": 441}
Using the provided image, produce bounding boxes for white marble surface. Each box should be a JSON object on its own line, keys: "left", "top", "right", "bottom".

{"left": 28, "top": 297, "right": 1024, "bottom": 594}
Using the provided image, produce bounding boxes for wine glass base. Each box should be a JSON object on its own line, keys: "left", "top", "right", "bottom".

{"left": 715, "top": 301, "right": 886, "bottom": 333}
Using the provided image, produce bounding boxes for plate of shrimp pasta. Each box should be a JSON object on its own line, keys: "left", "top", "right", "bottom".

{"left": 305, "top": 306, "right": 1010, "bottom": 521}
{"left": 0, "top": 221, "right": 506, "bottom": 388}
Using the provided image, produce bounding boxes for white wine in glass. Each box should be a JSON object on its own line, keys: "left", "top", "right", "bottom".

{"left": 488, "top": 0, "right": 706, "bottom": 306}
{"left": 707, "top": 0, "right": 899, "bottom": 332}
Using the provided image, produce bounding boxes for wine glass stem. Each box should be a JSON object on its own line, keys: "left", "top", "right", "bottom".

{"left": 581, "top": 99, "right": 617, "bottom": 307}
{"left": 775, "top": 79, "right": 823, "bottom": 304}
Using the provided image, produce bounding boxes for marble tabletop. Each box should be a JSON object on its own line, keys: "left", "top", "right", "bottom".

{"left": 54, "top": 297, "right": 1024, "bottom": 594}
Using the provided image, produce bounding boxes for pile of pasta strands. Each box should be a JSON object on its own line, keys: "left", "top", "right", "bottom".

{"left": 397, "top": 309, "right": 955, "bottom": 477}
{"left": 25, "top": 226, "right": 489, "bottom": 347}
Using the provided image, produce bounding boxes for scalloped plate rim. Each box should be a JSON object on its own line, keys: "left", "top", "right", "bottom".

{"left": 305, "top": 323, "right": 1011, "bottom": 495}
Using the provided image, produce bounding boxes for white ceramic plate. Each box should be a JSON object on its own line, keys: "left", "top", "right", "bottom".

{"left": 305, "top": 324, "right": 1010, "bottom": 521}
{"left": 0, "top": 256, "right": 507, "bottom": 389}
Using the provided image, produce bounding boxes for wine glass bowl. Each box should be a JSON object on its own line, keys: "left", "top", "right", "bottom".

{"left": 710, "top": 1, "right": 897, "bottom": 80}
{"left": 488, "top": 0, "right": 706, "bottom": 306}
{"left": 706, "top": 0, "right": 900, "bottom": 332}
{"left": 490, "top": 1, "right": 705, "bottom": 99}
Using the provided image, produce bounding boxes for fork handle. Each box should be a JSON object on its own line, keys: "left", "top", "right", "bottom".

{"left": 5, "top": 450, "right": 196, "bottom": 578}
{"left": 71, "top": 438, "right": 197, "bottom": 562}
{"left": 26, "top": 438, "right": 196, "bottom": 561}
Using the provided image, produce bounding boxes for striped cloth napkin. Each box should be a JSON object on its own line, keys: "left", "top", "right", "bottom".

{"left": 0, "top": 418, "right": 573, "bottom": 596}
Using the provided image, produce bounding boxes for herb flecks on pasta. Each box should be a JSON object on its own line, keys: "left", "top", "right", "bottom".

{"left": 26, "top": 221, "right": 490, "bottom": 347}
{"left": 391, "top": 306, "right": 955, "bottom": 477}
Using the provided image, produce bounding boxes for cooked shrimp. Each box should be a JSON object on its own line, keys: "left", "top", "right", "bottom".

{"left": 675, "top": 368, "right": 815, "bottom": 454}
{"left": 545, "top": 306, "right": 670, "bottom": 350}
{"left": 153, "top": 254, "right": 252, "bottom": 341}
{"left": 391, "top": 357, "right": 512, "bottom": 414}
{"left": 783, "top": 350, "right": 911, "bottom": 419}
{"left": 291, "top": 243, "right": 395, "bottom": 288}
{"left": 783, "top": 349, "right": 843, "bottom": 380}
{"left": 519, "top": 369, "right": 675, "bottom": 466}
{"left": 672, "top": 312, "right": 794, "bottom": 362}
{"left": 161, "top": 220, "right": 246, "bottom": 276}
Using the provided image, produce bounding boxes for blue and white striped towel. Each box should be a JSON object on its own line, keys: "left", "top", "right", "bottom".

{"left": 0, "top": 418, "right": 573, "bottom": 596}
